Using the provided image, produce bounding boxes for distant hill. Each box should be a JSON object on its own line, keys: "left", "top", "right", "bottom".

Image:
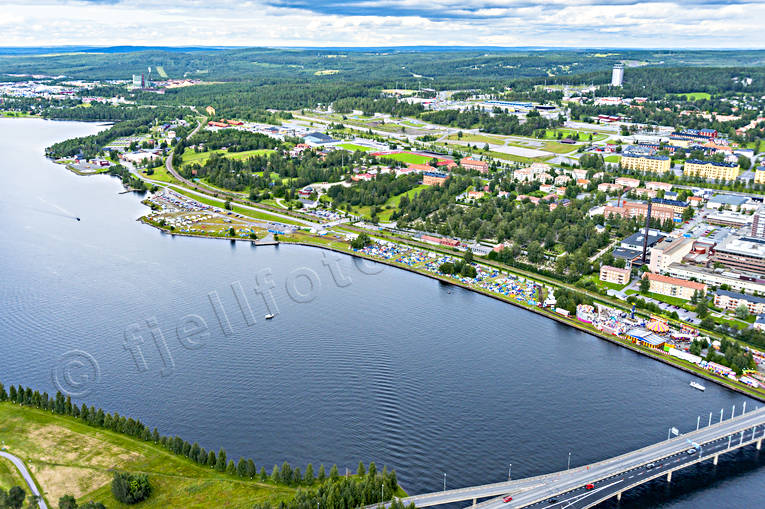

{"left": 0, "top": 46, "right": 239, "bottom": 55}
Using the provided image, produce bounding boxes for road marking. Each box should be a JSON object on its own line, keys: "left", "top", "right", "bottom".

{"left": 560, "top": 479, "right": 625, "bottom": 509}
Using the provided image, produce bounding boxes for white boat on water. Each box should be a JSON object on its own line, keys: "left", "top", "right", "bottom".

{"left": 690, "top": 381, "right": 706, "bottom": 391}
{"left": 265, "top": 313, "right": 275, "bottom": 320}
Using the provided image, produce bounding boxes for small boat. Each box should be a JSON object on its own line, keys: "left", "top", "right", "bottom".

{"left": 264, "top": 313, "right": 275, "bottom": 320}
{"left": 690, "top": 381, "right": 706, "bottom": 391}
{"left": 76, "top": 217, "right": 81, "bottom": 221}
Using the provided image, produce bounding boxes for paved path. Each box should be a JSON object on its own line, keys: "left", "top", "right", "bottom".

{"left": 0, "top": 451, "right": 47, "bottom": 509}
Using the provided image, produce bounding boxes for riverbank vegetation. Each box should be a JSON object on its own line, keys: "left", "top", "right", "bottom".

{"left": 0, "top": 382, "right": 404, "bottom": 509}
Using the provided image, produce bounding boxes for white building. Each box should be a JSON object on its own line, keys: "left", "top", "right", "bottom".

{"left": 611, "top": 64, "right": 624, "bottom": 87}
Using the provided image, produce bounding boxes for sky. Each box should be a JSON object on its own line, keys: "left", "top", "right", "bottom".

{"left": 1, "top": 0, "right": 764, "bottom": 48}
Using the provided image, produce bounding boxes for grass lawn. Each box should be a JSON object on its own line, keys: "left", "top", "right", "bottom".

{"left": 353, "top": 184, "right": 429, "bottom": 222}
{"left": 400, "top": 120, "right": 424, "bottom": 128}
{"left": 604, "top": 155, "right": 622, "bottom": 163}
{"left": 181, "top": 149, "right": 275, "bottom": 168}
{"left": 337, "top": 143, "right": 373, "bottom": 152}
{"left": 381, "top": 152, "right": 433, "bottom": 165}
{"left": 446, "top": 133, "right": 505, "bottom": 145}
{"left": 0, "top": 456, "right": 26, "bottom": 490}
{"left": 581, "top": 274, "right": 628, "bottom": 292}
{"left": 542, "top": 129, "right": 608, "bottom": 142}
{"left": 0, "top": 403, "right": 296, "bottom": 508}
{"left": 627, "top": 290, "right": 691, "bottom": 309}
{"left": 145, "top": 164, "right": 179, "bottom": 184}
{"left": 673, "top": 92, "right": 711, "bottom": 101}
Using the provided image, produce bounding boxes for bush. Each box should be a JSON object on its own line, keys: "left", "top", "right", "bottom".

{"left": 111, "top": 472, "right": 152, "bottom": 504}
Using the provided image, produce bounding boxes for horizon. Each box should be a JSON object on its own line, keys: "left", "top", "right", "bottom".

{"left": 4, "top": 1, "right": 765, "bottom": 49}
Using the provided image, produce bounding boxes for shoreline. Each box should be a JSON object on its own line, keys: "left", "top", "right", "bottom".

{"left": 138, "top": 217, "right": 765, "bottom": 402}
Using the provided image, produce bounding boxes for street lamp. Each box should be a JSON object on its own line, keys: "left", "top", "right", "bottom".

{"left": 443, "top": 473, "right": 446, "bottom": 492}
{"left": 567, "top": 451, "right": 571, "bottom": 471}
{"left": 508, "top": 464, "right": 512, "bottom": 481}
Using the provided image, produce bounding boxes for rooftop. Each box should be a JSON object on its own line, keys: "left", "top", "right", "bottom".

{"left": 644, "top": 272, "right": 707, "bottom": 291}
{"left": 715, "top": 289, "right": 765, "bottom": 304}
{"left": 715, "top": 236, "right": 765, "bottom": 259}
{"left": 708, "top": 194, "right": 749, "bottom": 206}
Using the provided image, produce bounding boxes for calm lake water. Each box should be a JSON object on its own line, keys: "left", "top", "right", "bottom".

{"left": 1, "top": 118, "right": 764, "bottom": 508}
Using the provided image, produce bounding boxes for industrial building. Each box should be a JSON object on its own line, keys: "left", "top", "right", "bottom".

{"left": 648, "top": 237, "right": 694, "bottom": 273}
{"left": 712, "top": 236, "right": 765, "bottom": 275}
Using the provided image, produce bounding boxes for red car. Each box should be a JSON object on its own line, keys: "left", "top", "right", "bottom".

{"left": 585, "top": 484, "right": 594, "bottom": 490}
{"left": 503, "top": 496, "right": 513, "bottom": 503}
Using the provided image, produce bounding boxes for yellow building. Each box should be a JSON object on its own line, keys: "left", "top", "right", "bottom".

{"left": 683, "top": 159, "right": 739, "bottom": 181}
{"left": 755, "top": 168, "right": 765, "bottom": 185}
{"left": 643, "top": 272, "right": 707, "bottom": 301}
{"left": 620, "top": 154, "right": 672, "bottom": 174}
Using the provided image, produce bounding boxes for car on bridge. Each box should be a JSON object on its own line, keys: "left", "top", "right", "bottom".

{"left": 585, "top": 483, "right": 594, "bottom": 490}
{"left": 686, "top": 448, "right": 698, "bottom": 455}
{"left": 546, "top": 497, "right": 558, "bottom": 504}
{"left": 502, "top": 496, "right": 513, "bottom": 503}
{"left": 646, "top": 462, "right": 656, "bottom": 470}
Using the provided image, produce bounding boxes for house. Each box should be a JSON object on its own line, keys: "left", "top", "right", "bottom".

{"left": 642, "top": 272, "right": 707, "bottom": 300}
{"left": 460, "top": 157, "right": 489, "bottom": 174}
{"left": 615, "top": 177, "right": 640, "bottom": 188}
{"left": 554, "top": 175, "right": 571, "bottom": 186}
{"left": 598, "top": 183, "right": 623, "bottom": 193}
{"left": 467, "top": 190, "right": 485, "bottom": 200}
{"left": 600, "top": 265, "right": 631, "bottom": 285}
{"left": 646, "top": 181, "right": 673, "bottom": 192}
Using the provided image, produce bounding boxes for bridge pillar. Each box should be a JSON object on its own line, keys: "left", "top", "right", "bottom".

{"left": 758, "top": 439, "right": 762, "bottom": 451}
{"left": 666, "top": 471, "right": 672, "bottom": 483}
{"left": 713, "top": 454, "right": 719, "bottom": 466}
{"left": 472, "top": 499, "right": 476, "bottom": 508}
{"left": 616, "top": 492, "right": 622, "bottom": 501}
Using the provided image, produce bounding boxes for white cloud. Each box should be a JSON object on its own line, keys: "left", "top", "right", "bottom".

{"left": 1, "top": 0, "right": 764, "bottom": 47}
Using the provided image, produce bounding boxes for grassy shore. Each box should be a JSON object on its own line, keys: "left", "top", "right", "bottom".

{"left": 0, "top": 403, "right": 296, "bottom": 508}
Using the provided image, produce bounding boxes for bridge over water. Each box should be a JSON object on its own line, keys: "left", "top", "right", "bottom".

{"left": 376, "top": 404, "right": 765, "bottom": 509}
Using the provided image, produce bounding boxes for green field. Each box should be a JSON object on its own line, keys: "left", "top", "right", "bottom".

{"left": 0, "top": 402, "right": 295, "bottom": 508}
{"left": 0, "top": 456, "right": 25, "bottom": 490}
{"left": 145, "top": 164, "right": 179, "bottom": 184}
{"left": 381, "top": 152, "right": 434, "bottom": 165}
{"left": 542, "top": 129, "right": 609, "bottom": 142}
{"left": 354, "top": 184, "right": 429, "bottom": 221}
{"left": 337, "top": 143, "right": 373, "bottom": 152}
{"left": 673, "top": 92, "right": 711, "bottom": 101}
{"left": 605, "top": 155, "right": 622, "bottom": 163}
{"left": 446, "top": 133, "right": 505, "bottom": 145}
{"left": 181, "top": 149, "right": 275, "bottom": 167}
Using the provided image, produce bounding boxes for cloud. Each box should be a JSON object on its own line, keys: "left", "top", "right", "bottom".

{"left": 1, "top": 0, "right": 764, "bottom": 48}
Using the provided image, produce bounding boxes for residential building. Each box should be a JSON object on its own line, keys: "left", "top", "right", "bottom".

{"left": 688, "top": 196, "right": 704, "bottom": 207}
{"left": 407, "top": 163, "right": 436, "bottom": 173}
{"left": 646, "top": 181, "right": 673, "bottom": 191}
{"left": 620, "top": 154, "right": 671, "bottom": 174}
{"left": 665, "top": 263, "right": 765, "bottom": 296}
{"left": 706, "top": 210, "right": 752, "bottom": 228}
{"left": 648, "top": 238, "right": 694, "bottom": 273}
{"left": 755, "top": 167, "right": 765, "bottom": 185}
{"left": 643, "top": 272, "right": 707, "bottom": 300}
{"left": 460, "top": 157, "right": 489, "bottom": 174}
{"left": 600, "top": 265, "right": 631, "bottom": 285}
{"left": 554, "top": 174, "right": 571, "bottom": 186}
{"left": 683, "top": 159, "right": 740, "bottom": 181}
{"left": 422, "top": 172, "right": 448, "bottom": 186}
{"left": 615, "top": 177, "right": 640, "bottom": 188}
{"left": 598, "top": 183, "right": 623, "bottom": 193}
{"left": 604, "top": 201, "right": 677, "bottom": 222}
{"left": 755, "top": 315, "right": 765, "bottom": 332}
{"left": 651, "top": 198, "right": 688, "bottom": 214}
{"left": 714, "top": 290, "right": 765, "bottom": 315}
{"left": 712, "top": 236, "right": 765, "bottom": 274}
{"left": 753, "top": 206, "right": 765, "bottom": 239}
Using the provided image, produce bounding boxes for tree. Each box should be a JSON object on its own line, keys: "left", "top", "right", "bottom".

{"left": 280, "top": 461, "right": 293, "bottom": 484}
{"left": 304, "top": 463, "right": 315, "bottom": 483}
{"left": 696, "top": 300, "right": 708, "bottom": 318}
{"left": 357, "top": 461, "right": 366, "bottom": 477}
{"left": 318, "top": 464, "right": 326, "bottom": 482}
{"left": 58, "top": 495, "right": 78, "bottom": 509}
{"left": 216, "top": 449, "right": 227, "bottom": 472}
{"left": 735, "top": 303, "right": 749, "bottom": 319}
{"left": 329, "top": 464, "right": 339, "bottom": 480}
{"left": 226, "top": 459, "right": 236, "bottom": 475}
{"left": 260, "top": 467, "right": 268, "bottom": 481}
{"left": 247, "top": 459, "right": 257, "bottom": 478}
{"left": 5, "top": 486, "right": 26, "bottom": 509}
{"left": 111, "top": 472, "right": 152, "bottom": 504}
{"left": 271, "top": 464, "right": 281, "bottom": 483}
{"left": 237, "top": 458, "right": 248, "bottom": 477}
{"left": 207, "top": 450, "right": 217, "bottom": 469}
{"left": 639, "top": 277, "right": 650, "bottom": 294}
{"left": 80, "top": 502, "right": 106, "bottom": 509}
